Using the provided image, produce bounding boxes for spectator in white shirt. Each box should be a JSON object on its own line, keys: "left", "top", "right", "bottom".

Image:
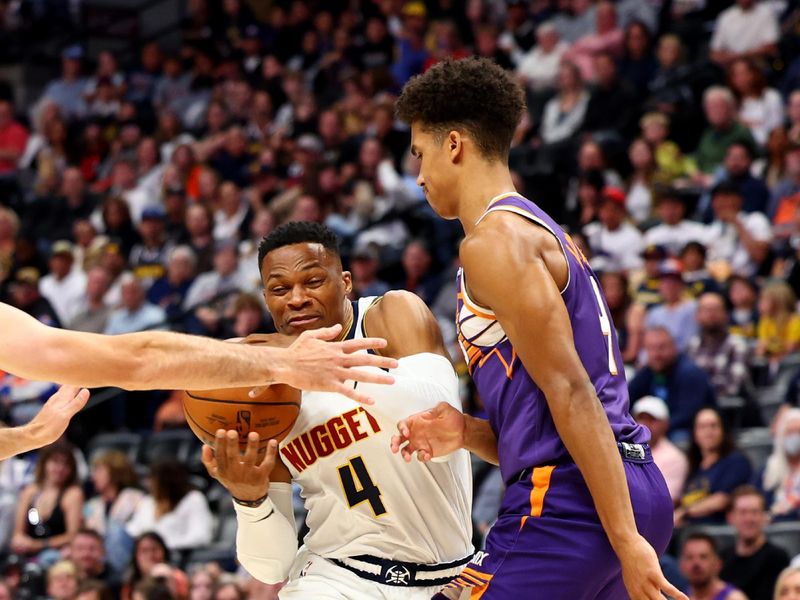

{"left": 104, "top": 273, "right": 167, "bottom": 335}
{"left": 632, "top": 396, "right": 689, "bottom": 504}
{"left": 213, "top": 181, "right": 250, "bottom": 242}
{"left": 710, "top": 0, "right": 779, "bottom": 67}
{"left": 539, "top": 61, "right": 590, "bottom": 145}
{"left": 728, "top": 57, "right": 784, "bottom": 147}
{"left": 583, "top": 186, "right": 644, "bottom": 271}
{"left": 39, "top": 241, "right": 87, "bottom": 327}
{"left": 705, "top": 181, "right": 772, "bottom": 278}
{"left": 644, "top": 189, "right": 707, "bottom": 257}
{"left": 125, "top": 459, "right": 212, "bottom": 551}
{"left": 516, "top": 22, "right": 569, "bottom": 92}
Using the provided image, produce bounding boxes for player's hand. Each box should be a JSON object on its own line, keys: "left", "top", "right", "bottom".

{"left": 202, "top": 430, "right": 276, "bottom": 502}
{"left": 277, "top": 324, "right": 398, "bottom": 404}
{"left": 390, "top": 402, "right": 465, "bottom": 462}
{"left": 618, "top": 535, "right": 688, "bottom": 600}
{"left": 26, "top": 385, "right": 90, "bottom": 448}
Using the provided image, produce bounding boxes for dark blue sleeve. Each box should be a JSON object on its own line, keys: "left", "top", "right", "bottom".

{"left": 628, "top": 369, "right": 651, "bottom": 402}
{"left": 709, "top": 453, "right": 753, "bottom": 495}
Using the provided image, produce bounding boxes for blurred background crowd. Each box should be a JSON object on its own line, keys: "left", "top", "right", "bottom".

{"left": 2, "top": 0, "right": 800, "bottom": 598}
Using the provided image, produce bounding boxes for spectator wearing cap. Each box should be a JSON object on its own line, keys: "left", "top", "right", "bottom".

{"left": 583, "top": 186, "right": 644, "bottom": 271}
{"left": 705, "top": 181, "right": 772, "bottom": 279}
{"left": 391, "top": 2, "right": 429, "bottom": 86}
{"left": 146, "top": 245, "right": 196, "bottom": 324}
{"left": 644, "top": 258, "right": 698, "bottom": 351}
{"left": 516, "top": 22, "right": 568, "bottom": 93}
{"left": 39, "top": 241, "right": 87, "bottom": 326}
{"left": 694, "top": 87, "right": 756, "bottom": 175}
{"left": 720, "top": 486, "right": 789, "bottom": 600}
{"left": 10, "top": 267, "right": 61, "bottom": 327}
{"left": 728, "top": 275, "right": 760, "bottom": 340}
{"left": 629, "top": 326, "right": 715, "bottom": 439}
{"left": 33, "top": 46, "right": 87, "bottom": 122}
{"left": 643, "top": 189, "right": 707, "bottom": 257}
{"left": 680, "top": 241, "right": 721, "bottom": 299}
{"left": 70, "top": 266, "right": 112, "bottom": 333}
{"left": 687, "top": 292, "right": 751, "bottom": 399}
{"left": 709, "top": 0, "right": 779, "bottom": 68}
{"left": 634, "top": 244, "right": 666, "bottom": 309}
{"left": 632, "top": 396, "right": 688, "bottom": 503}
{"left": 350, "top": 245, "right": 389, "bottom": 299}
{"left": 104, "top": 273, "right": 167, "bottom": 335}
{"left": 129, "top": 208, "right": 170, "bottom": 288}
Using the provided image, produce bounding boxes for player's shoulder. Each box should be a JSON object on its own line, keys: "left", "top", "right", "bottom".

{"left": 365, "top": 291, "right": 443, "bottom": 358}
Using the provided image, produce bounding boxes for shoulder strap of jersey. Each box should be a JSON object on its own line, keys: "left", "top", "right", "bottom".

{"left": 353, "top": 296, "right": 381, "bottom": 340}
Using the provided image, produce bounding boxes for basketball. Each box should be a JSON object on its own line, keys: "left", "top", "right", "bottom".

{"left": 183, "top": 337, "right": 301, "bottom": 451}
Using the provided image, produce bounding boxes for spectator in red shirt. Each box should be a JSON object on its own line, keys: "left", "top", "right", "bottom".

{"left": 0, "top": 101, "right": 29, "bottom": 177}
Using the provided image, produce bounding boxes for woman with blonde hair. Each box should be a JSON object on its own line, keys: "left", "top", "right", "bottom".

{"left": 762, "top": 408, "right": 800, "bottom": 520}
{"left": 756, "top": 282, "right": 800, "bottom": 360}
{"left": 774, "top": 566, "right": 800, "bottom": 599}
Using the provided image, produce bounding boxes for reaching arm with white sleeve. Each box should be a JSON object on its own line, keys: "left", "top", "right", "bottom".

{"left": 234, "top": 482, "right": 297, "bottom": 584}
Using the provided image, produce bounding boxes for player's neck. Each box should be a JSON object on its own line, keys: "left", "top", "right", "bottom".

{"left": 456, "top": 162, "right": 517, "bottom": 235}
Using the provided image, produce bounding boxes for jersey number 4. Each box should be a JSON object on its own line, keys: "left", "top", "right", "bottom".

{"left": 337, "top": 456, "right": 387, "bottom": 517}
{"left": 589, "top": 275, "right": 619, "bottom": 376}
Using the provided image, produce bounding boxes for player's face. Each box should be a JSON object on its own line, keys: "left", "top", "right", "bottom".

{"left": 261, "top": 242, "right": 352, "bottom": 336}
{"left": 410, "top": 123, "right": 459, "bottom": 219}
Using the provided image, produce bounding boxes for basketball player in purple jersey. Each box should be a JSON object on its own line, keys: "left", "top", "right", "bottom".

{"left": 391, "top": 58, "right": 684, "bottom": 600}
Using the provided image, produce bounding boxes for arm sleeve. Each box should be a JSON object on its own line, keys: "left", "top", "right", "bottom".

{"left": 234, "top": 482, "right": 297, "bottom": 584}
{"left": 350, "top": 353, "right": 461, "bottom": 422}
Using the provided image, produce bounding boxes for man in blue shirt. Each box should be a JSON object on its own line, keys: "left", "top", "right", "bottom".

{"left": 629, "top": 326, "right": 716, "bottom": 441}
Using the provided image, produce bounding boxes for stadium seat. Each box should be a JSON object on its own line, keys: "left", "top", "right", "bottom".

{"left": 138, "top": 428, "right": 200, "bottom": 465}
{"left": 677, "top": 524, "right": 737, "bottom": 554}
{"left": 86, "top": 432, "right": 142, "bottom": 463}
{"left": 735, "top": 428, "right": 774, "bottom": 472}
{"left": 766, "top": 521, "right": 800, "bottom": 558}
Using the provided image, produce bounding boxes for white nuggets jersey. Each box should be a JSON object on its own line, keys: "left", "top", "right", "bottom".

{"left": 277, "top": 296, "right": 473, "bottom": 565}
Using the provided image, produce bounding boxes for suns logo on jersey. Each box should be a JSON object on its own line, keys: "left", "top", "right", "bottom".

{"left": 280, "top": 407, "right": 381, "bottom": 472}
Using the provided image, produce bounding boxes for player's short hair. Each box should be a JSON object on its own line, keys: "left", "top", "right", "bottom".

{"left": 682, "top": 532, "right": 719, "bottom": 556}
{"left": 395, "top": 57, "right": 526, "bottom": 160}
{"left": 258, "top": 221, "right": 340, "bottom": 269}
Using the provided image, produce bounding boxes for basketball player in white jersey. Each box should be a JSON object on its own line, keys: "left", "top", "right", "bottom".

{"left": 202, "top": 222, "right": 474, "bottom": 599}
{"left": 0, "top": 300, "right": 397, "bottom": 460}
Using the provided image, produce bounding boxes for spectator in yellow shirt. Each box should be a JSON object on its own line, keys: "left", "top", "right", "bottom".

{"left": 756, "top": 282, "right": 800, "bottom": 359}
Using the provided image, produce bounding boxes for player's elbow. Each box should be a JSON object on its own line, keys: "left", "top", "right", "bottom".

{"left": 236, "top": 552, "right": 294, "bottom": 584}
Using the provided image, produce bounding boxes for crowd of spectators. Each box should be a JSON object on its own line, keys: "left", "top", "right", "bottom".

{"left": 1, "top": 0, "right": 800, "bottom": 598}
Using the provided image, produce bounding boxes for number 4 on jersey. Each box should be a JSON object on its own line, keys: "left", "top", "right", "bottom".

{"left": 337, "top": 456, "right": 387, "bottom": 517}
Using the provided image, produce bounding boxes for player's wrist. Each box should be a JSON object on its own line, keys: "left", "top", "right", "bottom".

{"left": 232, "top": 490, "right": 270, "bottom": 507}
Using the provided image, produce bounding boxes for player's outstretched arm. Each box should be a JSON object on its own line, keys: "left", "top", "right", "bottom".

{"left": 0, "top": 302, "right": 396, "bottom": 398}
{"left": 0, "top": 385, "right": 90, "bottom": 459}
{"left": 460, "top": 218, "right": 687, "bottom": 600}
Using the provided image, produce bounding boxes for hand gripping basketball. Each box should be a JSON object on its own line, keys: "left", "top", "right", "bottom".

{"left": 201, "top": 430, "right": 277, "bottom": 503}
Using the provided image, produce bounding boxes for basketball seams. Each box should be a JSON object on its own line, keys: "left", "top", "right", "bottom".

{"left": 185, "top": 391, "right": 301, "bottom": 406}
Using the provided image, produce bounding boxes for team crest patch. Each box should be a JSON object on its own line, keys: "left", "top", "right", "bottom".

{"left": 384, "top": 565, "right": 411, "bottom": 585}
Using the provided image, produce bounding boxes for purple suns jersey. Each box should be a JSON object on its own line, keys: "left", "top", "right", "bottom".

{"left": 456, "top": 193, "right": 649, "bottom": 483}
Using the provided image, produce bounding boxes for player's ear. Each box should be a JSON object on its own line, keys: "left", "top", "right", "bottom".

{"left": 342, "top": 270, "right": 353, "bottom": 295}
{"left": 447, "top": 130, "right": 463, "bottom": 163}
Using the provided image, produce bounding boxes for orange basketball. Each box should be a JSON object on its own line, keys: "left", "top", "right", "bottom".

{"left": 182, "top": 337, "right": 301, "bottom": 451}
